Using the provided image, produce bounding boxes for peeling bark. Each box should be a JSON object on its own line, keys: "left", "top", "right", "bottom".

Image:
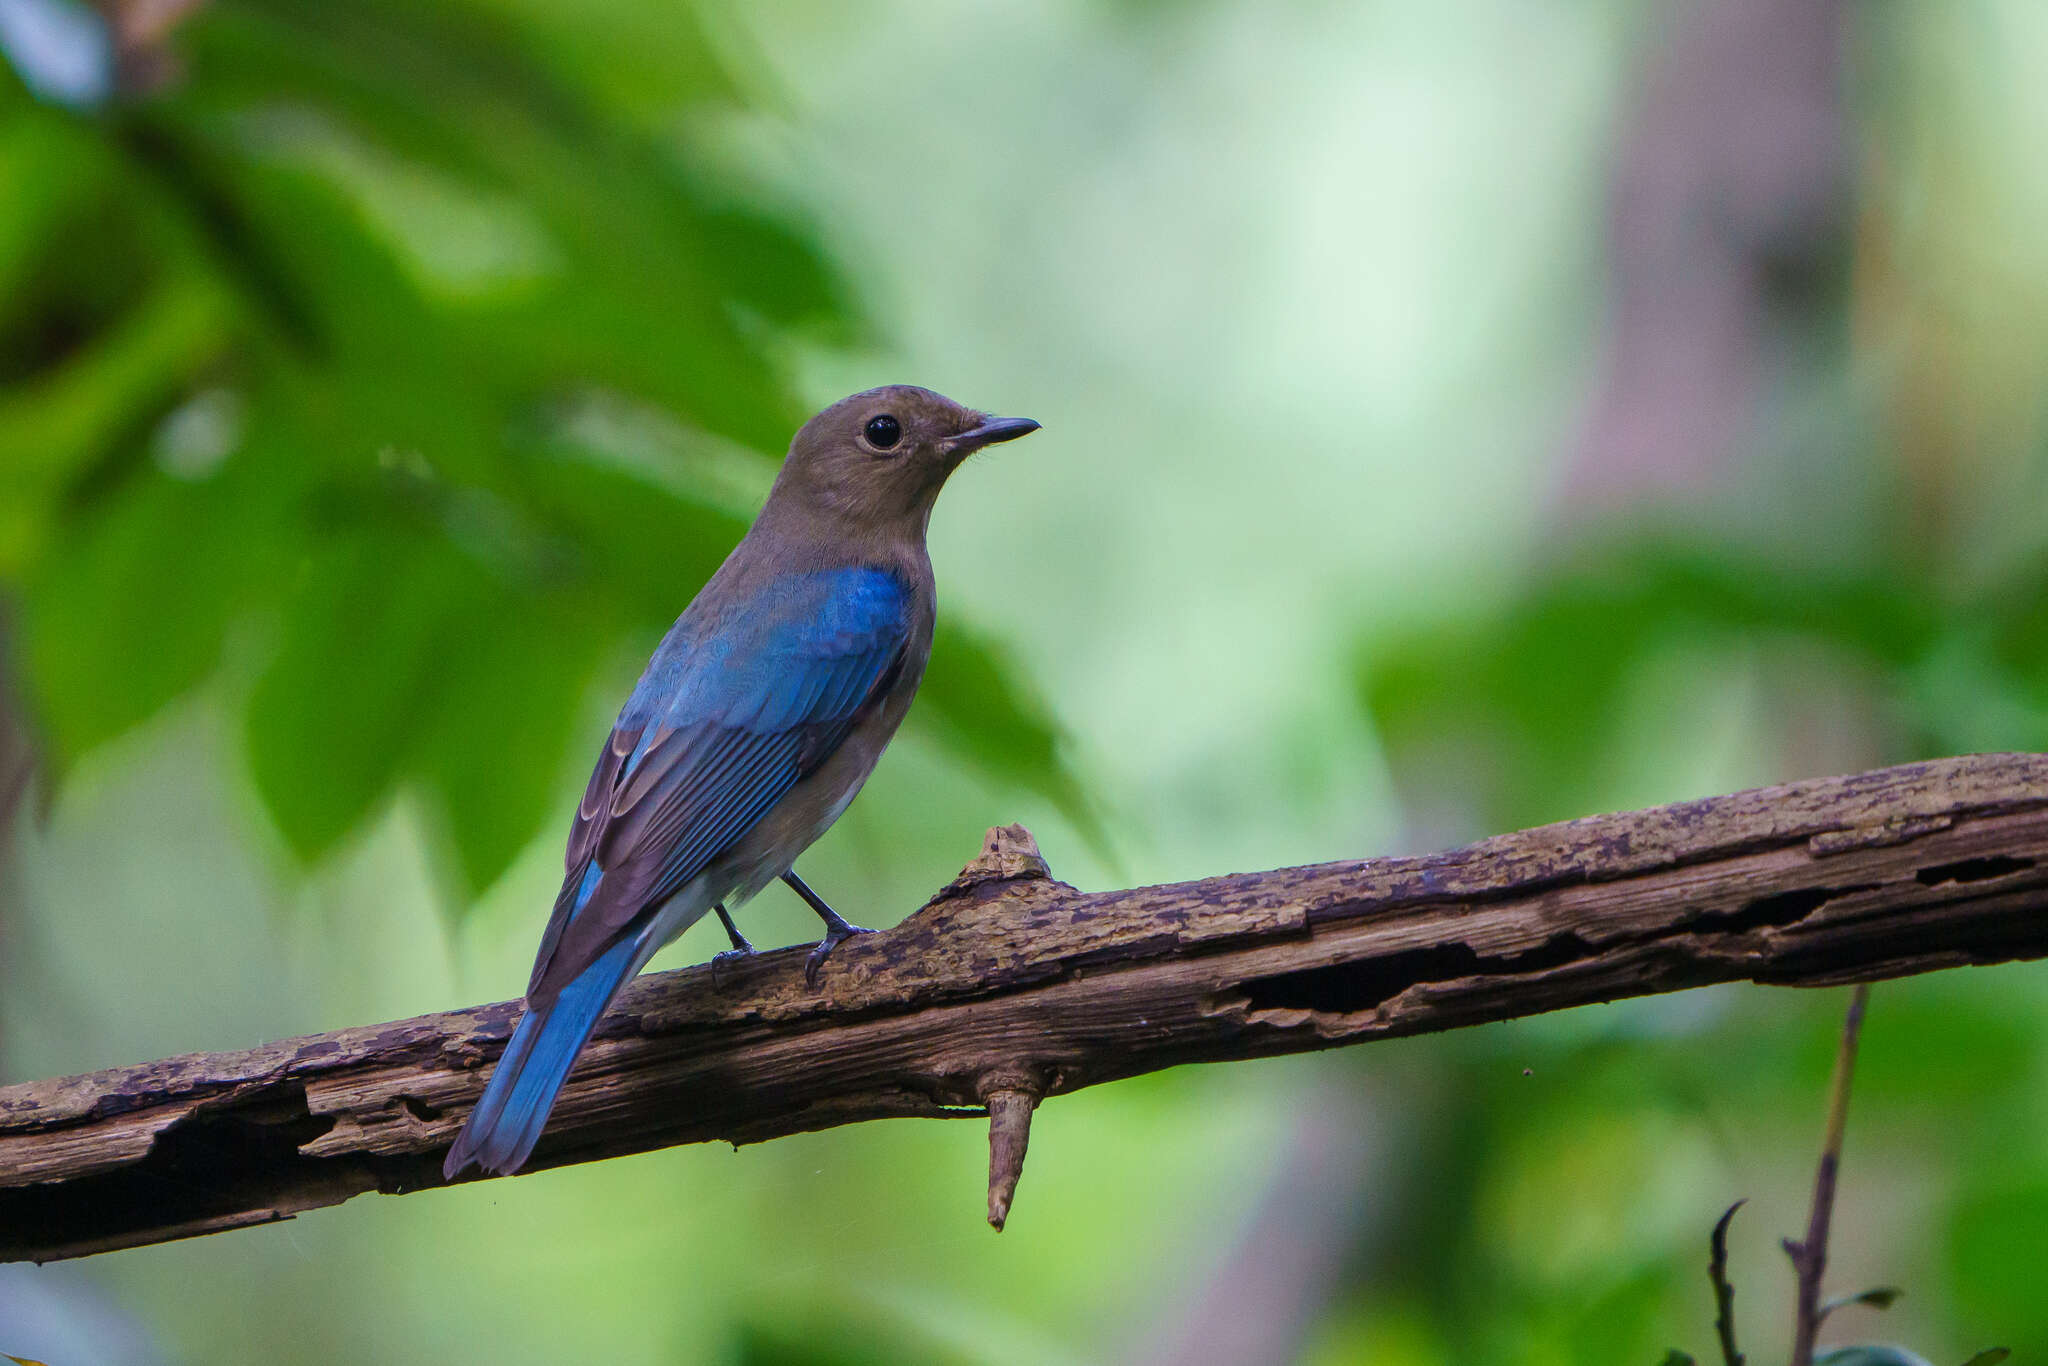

{"left": 6, "top": 756, "right": 2048, "bottom": 1262}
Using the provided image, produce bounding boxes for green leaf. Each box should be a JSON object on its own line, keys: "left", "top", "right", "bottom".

{"left": 1821, "top": 1286, "right": 1904, "bottom": 1319}
{"left": 246, "top": 527, "right": 488, "bottom": 862}
{"left": 1658, "top": 1353, "right": 1698, "bottom": 1366}
{"left": 1813, "top": 1349, "right": 1933, "bottom": 1366}
{"left": 0, "top": 266, "right": 233, "bottom": 505}
{"left": 0, "top": 109, "right": 111, "bottom": 326}
{"left": 0, "top": 123, "right": 238, "bottom": 571}
{"left": 22, "top": 465, "right": 287, "bottom": 768}
{"left": 1958, "top": 1352, "right": 2011, "bottom": 1366}
{"left": 412, "top": 585, "right": 613, "bottom": 894}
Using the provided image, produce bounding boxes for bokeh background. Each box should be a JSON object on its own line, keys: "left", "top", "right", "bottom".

{"left": 4, "top": 0, "right": 2048, "bottom": 1362}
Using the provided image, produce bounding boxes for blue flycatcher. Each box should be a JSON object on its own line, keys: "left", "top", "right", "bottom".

{"left": 443, "top": 385, "right": 1038, "bottom": 1178}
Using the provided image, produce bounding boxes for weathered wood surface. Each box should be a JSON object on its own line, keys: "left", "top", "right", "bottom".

{"left": 7, "top": 753, "right": 2048, "bottom": 1262}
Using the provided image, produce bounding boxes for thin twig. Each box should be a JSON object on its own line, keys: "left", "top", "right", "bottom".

{"left": 1785, "top": 983, "right": 1871, "bottom": 1366}
{"left": 1709, "top": 1200, "right": 1745, "bottom": 1366}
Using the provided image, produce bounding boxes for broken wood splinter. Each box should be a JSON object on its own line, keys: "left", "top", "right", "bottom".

{"left": 980, "top": 1077, "right": 1043, "bottom": 1231}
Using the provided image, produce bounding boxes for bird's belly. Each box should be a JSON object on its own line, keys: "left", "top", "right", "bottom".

{"left": 720, "top": 718, "right": 896, "bottom": 903}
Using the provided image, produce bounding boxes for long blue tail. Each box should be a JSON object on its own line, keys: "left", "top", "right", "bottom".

{"left": 443, "top": 928, "right": 641, "bottom": 1178}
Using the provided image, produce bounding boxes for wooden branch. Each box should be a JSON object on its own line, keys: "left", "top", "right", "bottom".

{"left": 8, "top": 753, "right": 2048, "bottom": 1264}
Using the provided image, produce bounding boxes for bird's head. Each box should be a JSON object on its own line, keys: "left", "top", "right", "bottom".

{"left": 768, "top": 384, "right": 1039, "bottom": 534}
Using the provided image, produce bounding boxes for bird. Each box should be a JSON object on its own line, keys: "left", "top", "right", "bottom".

{"left": 442, "top": 385, "right": 1039, "bottom": 1179}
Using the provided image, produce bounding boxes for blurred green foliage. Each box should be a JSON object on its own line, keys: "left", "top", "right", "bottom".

{"left": 0, "top": 0, "right": 1086, "bottom": 895}
{"left": 1361, "top": 536, "right": 2048, "bottom": 837}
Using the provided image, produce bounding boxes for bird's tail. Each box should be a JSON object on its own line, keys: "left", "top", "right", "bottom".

{"left": 443, "top": 929, "right": 643, "bottom": 1179}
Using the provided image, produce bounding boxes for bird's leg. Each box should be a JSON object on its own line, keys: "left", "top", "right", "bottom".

{"left": 782, "top": 869, "right": 872, "bottom": 986}
{"left": 712, "top": 902, "right": 754, "bottom": 954}
{"left": 709, "top": 902, "right": 754, "bottom": 987}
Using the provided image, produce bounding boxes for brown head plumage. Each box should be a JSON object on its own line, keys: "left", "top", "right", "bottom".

{"left": 763, "top": 384, "right": 1039, "bottom": 535}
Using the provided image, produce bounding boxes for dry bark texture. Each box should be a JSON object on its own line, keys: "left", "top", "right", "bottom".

{"left": 7, "top": 753, "right": 2048, "bottom": 1263}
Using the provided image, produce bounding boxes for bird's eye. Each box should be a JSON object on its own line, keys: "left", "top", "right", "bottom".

{"left": 864, "top": 414, "right": 902, "bottom": 450}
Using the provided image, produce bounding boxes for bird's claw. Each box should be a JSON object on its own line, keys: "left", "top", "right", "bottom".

{"left": 709, "top": 944, "right": 755, "bottom": 988}
{"left": 803, "top": 921, "right": 874, "bottom": 987}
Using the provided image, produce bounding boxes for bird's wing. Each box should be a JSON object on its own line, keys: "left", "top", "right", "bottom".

{"left": 525, "top": 567, "right": 912, "bottom": 1007}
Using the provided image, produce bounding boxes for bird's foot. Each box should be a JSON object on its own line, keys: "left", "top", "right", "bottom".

{"left": 710, "top": 903, "right": 755, "bottom": 987}
{"left": 781, "top": 870, "right": 874, "bottom": 986}
{"left": 710, "top": 944, "right": 756, "bottom": 978}
{"left": 804, "top": 913, "right": 874, "bottom": 987}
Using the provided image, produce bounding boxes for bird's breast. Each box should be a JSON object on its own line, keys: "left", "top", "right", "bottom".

{"left": 721, "top": 633, "right": 928, "bottom": 902}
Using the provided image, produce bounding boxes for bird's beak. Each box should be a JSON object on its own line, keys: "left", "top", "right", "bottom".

{"left": 946, "top": 416, "right": 1041, "bottom": 456}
